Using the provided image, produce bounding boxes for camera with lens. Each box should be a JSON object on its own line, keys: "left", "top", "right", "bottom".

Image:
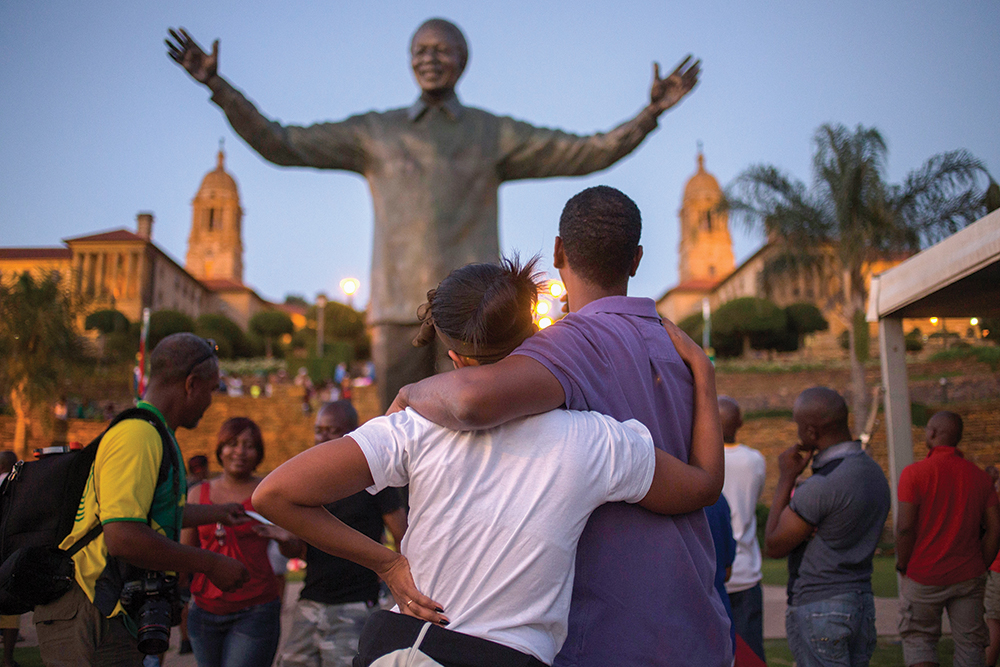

{"left": 121, "top": 572, "right": 182, "bottom": 655}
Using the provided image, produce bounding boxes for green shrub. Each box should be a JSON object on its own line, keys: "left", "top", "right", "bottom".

{"left": 147, "top": 310, "right": 195, "bottom": 351}
{"left": 785, "top": 302, "right": 828, "bottom": 336}
{"left": 85, "top": 309, "right": 130, "bottom": 334}
{"left": 713, "top": 297, "right": 787, "bottom": 357}
{"left": 911, "top": 402, "right": 931, "bottom": 427}
{"left": 905, "top": 328, "right": 924, "bottom": 352}
{"left": 250, "top": 311, "right": 295, "bottom": 358}
{"left": 196, "top": 313, "right": 254, "bottom": 359}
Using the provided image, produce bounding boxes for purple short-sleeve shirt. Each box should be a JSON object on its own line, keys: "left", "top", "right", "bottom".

{"left": 513, "top": 296, "right": 732, "bottom": 667}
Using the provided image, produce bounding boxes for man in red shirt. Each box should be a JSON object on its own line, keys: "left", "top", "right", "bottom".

{"left": 896, "top": 411, "right": 1000, "bottom": 667}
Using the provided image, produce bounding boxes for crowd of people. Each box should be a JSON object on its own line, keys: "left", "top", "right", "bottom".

{"left": 18, "top": 185, "right": 1000, "bottom": 667}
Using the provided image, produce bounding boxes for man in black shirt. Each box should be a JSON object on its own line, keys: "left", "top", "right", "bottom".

{"left": 279, "top": 401, "right": 407, "bottom": 667}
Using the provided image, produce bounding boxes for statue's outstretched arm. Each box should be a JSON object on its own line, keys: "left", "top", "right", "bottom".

{"left": 498, "top": 55, "right": 700, "bottom": 181}
{"left": 649, "top": 56, "right": 701, "bottom": 115}
{"left": 166, "top": 28, "right": 218, "bottom": 85}
{"left": 166, "top": 27, "right": 365, "bottom": 173}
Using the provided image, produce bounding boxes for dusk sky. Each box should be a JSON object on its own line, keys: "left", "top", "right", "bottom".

{"left": 2, "top": 1, "right": 997, "bottom": 309}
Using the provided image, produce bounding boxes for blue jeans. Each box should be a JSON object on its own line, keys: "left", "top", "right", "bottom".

{"left": 188, "top": 599, "right": 282, "bottom": 667}
{"left": 729, "top": 583, "right": 765, "bottom": 662}
{"left": 786, "top": 591, "right": 877, "bottom": 667}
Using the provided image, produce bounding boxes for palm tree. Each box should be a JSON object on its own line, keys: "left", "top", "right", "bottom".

{"left": 0, "top": 271, "right": 83, "bottom": 458}
{"left": 727, "top": 123, "right": 991, "bottom": 428}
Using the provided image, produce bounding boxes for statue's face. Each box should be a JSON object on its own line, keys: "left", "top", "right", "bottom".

{"left": 411, "top": 25, "right": 465, "bottom": 95}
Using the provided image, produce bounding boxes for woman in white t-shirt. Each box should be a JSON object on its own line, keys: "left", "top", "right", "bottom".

{"left": 254, "top": 256, "right": 724, "bottom": 667}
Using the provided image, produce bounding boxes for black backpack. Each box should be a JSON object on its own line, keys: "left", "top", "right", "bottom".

{"left": 0, "top": 407, "right": 177, "bottom": 615}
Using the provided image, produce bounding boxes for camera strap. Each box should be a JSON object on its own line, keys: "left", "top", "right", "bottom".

{"left": 65, "top": 524, "right": 103, "bottom": 558}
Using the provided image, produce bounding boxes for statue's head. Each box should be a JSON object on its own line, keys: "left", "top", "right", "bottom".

{"left": 411, "top": 18, "right": 468, "bottom": 96}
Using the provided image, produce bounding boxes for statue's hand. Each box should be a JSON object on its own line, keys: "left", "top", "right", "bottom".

{"left": 649, "top": 55, "right": 700, "bottom": 114}
{"left": 166, "top": 27, "right": 218, "bottom": 85}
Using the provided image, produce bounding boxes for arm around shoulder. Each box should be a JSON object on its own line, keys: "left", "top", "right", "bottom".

{"left": 394, "top": 354, "right": 564, "bottom": 431}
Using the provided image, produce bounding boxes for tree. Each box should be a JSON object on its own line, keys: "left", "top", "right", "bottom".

{"left": 300, "top": 301, "right": 371, "bottom": 360}
{"left": 147, "top": 310, "right": 195, "bottom": 352}
{"left": 85, "top": 309, "right": 130, "bottom": 334}
{"left": 728, "top": 123, "right": 991, "bottom": 426}
{"left": 84, "top": 309, "right": 136, "bottom": 363}
{"left": 713, "top": 297, "right": 787, "bottom": 358}
{"left": 283, "top": 294, "right": 309, "bottom": 309}
{"left": 249, "top": 311, "right": 295, "bottom": 358}
{"left": 0, "top": 272, "right": 83, "bottom": 457}
{"left": 195, "top": 313, "right": 252, "bottom": 359}
{"left": 784, "top": 302, "right": 829, "bottom": 349}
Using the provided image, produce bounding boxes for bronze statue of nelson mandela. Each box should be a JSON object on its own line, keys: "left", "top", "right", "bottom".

{"left": 167, "top": 18, "right": 700, "bottom": 410}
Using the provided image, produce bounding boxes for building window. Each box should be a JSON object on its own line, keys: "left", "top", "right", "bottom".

{"left": 708, "top": 265, "right": 716, "bottom": 277}
{"left": 208, "top": 208, "right": 216, "bottom": 231}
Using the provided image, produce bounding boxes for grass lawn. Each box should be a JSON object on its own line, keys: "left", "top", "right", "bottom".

{"left": 12, "top": 647, "right": 43, "bottom": 666}
{"left": 761, "top": 556, "right": 899, "bottom": 598}
{"left": 765, "top": 637, "right": 955, "bottom": 666}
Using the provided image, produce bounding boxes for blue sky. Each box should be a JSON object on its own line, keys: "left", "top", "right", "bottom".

{"left": 2, "top": 1, "right": 997, "bottom": 309}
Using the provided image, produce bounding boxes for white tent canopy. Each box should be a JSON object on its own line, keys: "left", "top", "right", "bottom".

{"left": 867, "top": 208, "right": 1000, "bottom": 513}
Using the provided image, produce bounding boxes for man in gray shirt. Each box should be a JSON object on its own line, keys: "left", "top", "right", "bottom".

{"left": 764, "top": 387, "right": 891, "bottom": 667}
{"left": 166, "top": 19, "right": 700, "bottom": 409}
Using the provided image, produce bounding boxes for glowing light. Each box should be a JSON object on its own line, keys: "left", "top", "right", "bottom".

{"left": 340, "top": 278, "right": 359, "bottom": 296}
{"left": 536, "top": 301, "right": 550, "bottom": 315}
{"left": 971, "top": 317, "right": 979, "bottom": 326}
{"left": 538, "top": 317, "right": 553, "bottom": 329}
{"left": 929, "top": 317, "right": 939, "bottom": 325}
{"left": 549, "top": 282, "right": 564, "bottom": 298}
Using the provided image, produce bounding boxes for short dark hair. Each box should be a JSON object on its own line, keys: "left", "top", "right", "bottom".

{"left": 559, "top": 186, "right": 642, "bottom": 289}
{"left": 417, "top": 255, "right": 542, "bottom": 364}
{"left": 187, "top": 454, "right": 208, "bottom": 474}
{"left": 215, "top": 417, "right": 264, "bottom": 468}
{"left": 930, "top": 410, "right": 964, "bottom": 445}
{"left": 412, "top": 18, "right": 469, "bottom": 70}
{"left": 150, "top": 333, "right": 218, "bottom": 385}
{"left": 317, "top": 400, "right": 359, "bottom": 433}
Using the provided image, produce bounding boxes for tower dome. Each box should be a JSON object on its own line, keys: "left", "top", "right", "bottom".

{"left": 677, "top": 148, "right": 734, "bottom": 284}
{"left": 186, "top": 147, "right": 244, "bottom": 284}
{"left": 683, "top": 152, "right": 722, "bottom": 202}
{"left": 197, "top": 149, "right": 240, "bottom": 197}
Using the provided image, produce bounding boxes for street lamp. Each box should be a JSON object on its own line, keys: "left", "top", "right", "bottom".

{"left": 340, "top": 278, "right": 359, "bottom": 309}
{"left": 316, "top": 293, "right": 327, "bottom": 358}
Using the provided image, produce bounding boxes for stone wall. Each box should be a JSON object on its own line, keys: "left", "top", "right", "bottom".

{"left": 2, "top": 356, "right": 996, "bottom": 512}
{"left": 736, "top": 403, "right": 1000, "bottom": 511}
{"left": 0, "top": 383, "right": 382, "bottom": 475}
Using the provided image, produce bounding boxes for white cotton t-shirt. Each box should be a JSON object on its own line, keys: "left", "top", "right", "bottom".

{"left": 722, "top": 443, "right": 766, "bottom": 593}
{"left": 350, "top": 407, "right": 656, "bottom": 664}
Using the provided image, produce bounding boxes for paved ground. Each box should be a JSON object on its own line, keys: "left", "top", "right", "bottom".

{"left": 17, "top": 583, "right": 946, "bottom": 665}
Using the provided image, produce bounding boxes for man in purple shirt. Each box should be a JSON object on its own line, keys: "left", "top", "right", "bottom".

{"left": 392, "top": 186, "right": 731, "bottom": 666}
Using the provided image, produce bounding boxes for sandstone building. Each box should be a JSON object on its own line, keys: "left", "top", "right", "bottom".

{"left": 0, "top": 149, "right": 271, "bottom": 331}
{"left": 656, "top": 150, "right": 943, "bottom": 346}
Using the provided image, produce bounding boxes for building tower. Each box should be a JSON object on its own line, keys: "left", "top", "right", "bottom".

{"left": 186, "top": 147, "right": 244, "bottom": 284}
{"left": 678, "top": 148, "right": 734, "bottom": 284}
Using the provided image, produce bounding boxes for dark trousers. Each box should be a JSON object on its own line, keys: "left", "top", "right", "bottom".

{"left": 729, "top": 583, "right": 765, "bottom": 661}
{"left": 355, "top": 610, "right": 548, "bottom": 667}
